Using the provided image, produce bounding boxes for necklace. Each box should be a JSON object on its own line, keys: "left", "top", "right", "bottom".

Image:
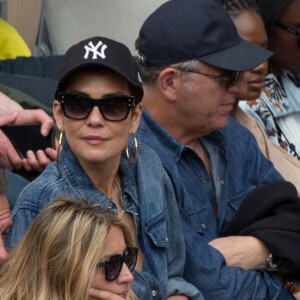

{"left": 114, "top": 178, "right": 125, "bottom": 218}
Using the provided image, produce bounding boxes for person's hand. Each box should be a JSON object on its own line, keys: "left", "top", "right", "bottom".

{"left": 13, "top": 109, "right": 54, "bottom": 137}
{"left": 88, "top": 288, "right": 129, "bottom": 300}
{"left": 209, "top": 236, "right": 269, "bottom": 270}
{"left": 0, "top": 110, "right": 57, "bottom": 172}
{"left": 0, "top": 112, "right": 23, "bottom": 170}
{"left": 293, "top": 292, "right": 300, "bottom": 300}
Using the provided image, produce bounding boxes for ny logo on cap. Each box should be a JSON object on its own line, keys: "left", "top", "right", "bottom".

{"left": 84, "top": 41, "right": 107, "bottom": 60}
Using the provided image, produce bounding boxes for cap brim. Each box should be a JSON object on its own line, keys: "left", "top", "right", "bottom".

{"left": 199, "top": 39, "right": 273, "bottom": 71}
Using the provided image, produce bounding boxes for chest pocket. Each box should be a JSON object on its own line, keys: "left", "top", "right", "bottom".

{"left": 144, "top": 213, "right": 169, "bottom": 248}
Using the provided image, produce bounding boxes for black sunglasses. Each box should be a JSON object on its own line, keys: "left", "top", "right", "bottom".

{"left": 276, "top": 21, "right": 300, "bottom": 48}
{"left": 178, "top": 68, "right": 240, "bottom": 89}
{"left": 57, "top": 92, "right": 136, "bottom": 121}
{"left": 97, "top": 247, "right": 138, "bottom": 281}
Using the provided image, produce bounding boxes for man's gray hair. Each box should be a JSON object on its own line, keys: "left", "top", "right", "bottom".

{"left": 139, "top": 59, "right": 202, "bottom": 86}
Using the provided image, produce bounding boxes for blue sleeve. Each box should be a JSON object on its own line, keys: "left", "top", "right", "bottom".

{"left": 180, "top": 208, "right": 293, "bottom": 300}
{"left": 6, "top": 191, "right": 40, "bottom": 248}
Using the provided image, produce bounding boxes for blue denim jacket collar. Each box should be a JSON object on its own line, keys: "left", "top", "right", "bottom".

{"left": 141, "top": 109, "right": 228, "bottom": 162}
{"left": 58, "top": 140, "right": 139, "bottom": 205}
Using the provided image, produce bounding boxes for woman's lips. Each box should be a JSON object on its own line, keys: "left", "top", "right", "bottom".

{"left": 83, "top": 135, "right": 107, "bottom": 145}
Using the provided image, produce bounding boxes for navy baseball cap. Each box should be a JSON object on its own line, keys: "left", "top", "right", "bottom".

{"left": 138, "top": 0, "right": 272, "bottom": 71}
{"left": 55, "top": 36, "right": 143, "bottom": 101}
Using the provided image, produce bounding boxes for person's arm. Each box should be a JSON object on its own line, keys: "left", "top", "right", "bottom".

{"left": 0, "top": 91, "right": 23, "bottom": 115}
{"left": 209, "top": 235, "right": 269, "bottom": 270}
{"left": 180, "top": 208, "right": 293, "bottom": 300}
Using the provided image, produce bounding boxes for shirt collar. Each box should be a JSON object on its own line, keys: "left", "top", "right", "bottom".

{"left": 58, "top": 140, "right": 138, "bottom": 204}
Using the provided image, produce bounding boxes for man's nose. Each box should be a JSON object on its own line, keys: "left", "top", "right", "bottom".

{"left": 227, "top": 72, "right": 247, "bottom": 95}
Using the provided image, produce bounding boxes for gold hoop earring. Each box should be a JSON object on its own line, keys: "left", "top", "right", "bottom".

{"left": 126, "top": 133, "right": 138, "bottom": 165}
{"left": 56, "top": 131, "right": 64, "bottom": 161}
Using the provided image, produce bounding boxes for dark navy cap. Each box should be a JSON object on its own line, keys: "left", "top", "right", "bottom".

{"left": 138, "top": 0, "right": 272, "bottom": 71}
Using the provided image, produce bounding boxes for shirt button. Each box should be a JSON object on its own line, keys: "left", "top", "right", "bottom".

{"left": 166, "top": 237, "right": 169, "bottom": 242}
{"left": 201, "top": 177, "right": 207, "bottom": 184}
{"left": 134, "top": 212, "right": 139, "bottom": 216}
{"left": 108, "top": 202, "right": 113, "bottom": 209}
{"left": 152, "top": 290, "right": 157, "bottom": 297}
{"left": 201, "top": 223, "right": 206, "bottom": 229}
{"left": 220, "top": 179, "right": 225, "bottom": 185}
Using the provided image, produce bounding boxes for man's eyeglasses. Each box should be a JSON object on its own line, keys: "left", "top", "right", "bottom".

{"left": 57, "top": 92, "right": 136, "bottom": 121}
{"left": 178, "top": 68, "right": 240, "bottom": 89}
{"left": 276, "top": 21, "right": 300, "bottom": 48}
{"left": 97, "top": 247, "right": 138, "bottom": 281}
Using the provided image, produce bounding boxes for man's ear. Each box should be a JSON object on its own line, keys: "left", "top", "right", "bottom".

{"left": 157, "top": 67, "right": 181, "bottom": 102}
{"left": 53, "top": 100, "right": 64, "bottom": 131}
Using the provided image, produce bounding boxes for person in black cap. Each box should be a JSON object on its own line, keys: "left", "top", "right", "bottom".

{"left": 135, "top": 0, "right": 294, "bottom": 299}
{"left": 8, "top": 36, "right": 202, "bottom": 299}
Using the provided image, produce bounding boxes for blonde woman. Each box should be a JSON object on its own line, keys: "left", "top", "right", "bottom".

{"left": 0, "top": 196, "right": 137, "bottom": 300}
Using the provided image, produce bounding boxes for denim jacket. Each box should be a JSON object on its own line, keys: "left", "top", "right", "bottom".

{"left": 136, "top": 110, "right": 293, "bottom": 300}
{"left": 8, "top": 141, "right": 202, "bottom": 300}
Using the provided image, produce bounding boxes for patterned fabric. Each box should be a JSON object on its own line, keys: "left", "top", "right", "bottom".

{"left": 240, "top": 71, "right": 300, "bottom": 159}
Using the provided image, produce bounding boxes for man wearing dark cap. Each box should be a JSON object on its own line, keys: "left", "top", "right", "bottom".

{"left": 136, "top": 0, "right": 293, "bottom": 298}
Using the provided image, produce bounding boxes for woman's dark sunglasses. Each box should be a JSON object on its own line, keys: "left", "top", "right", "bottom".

{"left": 97, "top": 247, "right": 138, "bottom": 281}
{"left": 178, "top": 68, "right": 240, "bottom": 89}
{"left": 276, "top": 21, "right": 300, "bottom": 48}
{"left": 57, "top": 92, "right": 136, "bottom": 121}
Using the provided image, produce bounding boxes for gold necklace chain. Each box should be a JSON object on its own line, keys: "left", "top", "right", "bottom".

{"left": 114, "top": 178, "right": 125, "bottom": 218}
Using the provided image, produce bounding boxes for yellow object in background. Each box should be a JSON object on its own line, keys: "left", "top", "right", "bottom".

{"left": 0, "top": 18, "right": 31, "bottom": 59}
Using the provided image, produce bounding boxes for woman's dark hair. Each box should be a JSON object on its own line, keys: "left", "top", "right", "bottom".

{"left": 215, "top": 0, "right": 261, "bottom": 18}
{"left": 256, "top": 0, "right": 294, "bottom": 39}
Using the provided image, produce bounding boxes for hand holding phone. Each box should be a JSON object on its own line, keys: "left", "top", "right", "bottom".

{"left": 2, "top": 124, "right": 55, "bottom": 159}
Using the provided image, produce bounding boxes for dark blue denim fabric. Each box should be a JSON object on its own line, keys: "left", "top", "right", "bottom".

{"left": 136, "top": 110, "right": 293, "bottom": 299}
{"left": 5, "top": 170, "right": 29, "bottom": 211}
{"left": 8, "top": 141, "right": 202, "bottom": 300}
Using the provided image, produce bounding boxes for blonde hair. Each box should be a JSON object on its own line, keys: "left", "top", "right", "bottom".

{"left": 0, "top": 196, "right": 135, "bottom": 300}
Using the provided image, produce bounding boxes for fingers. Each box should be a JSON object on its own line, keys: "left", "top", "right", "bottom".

{"left": 23, "top": 150, "right": 54, "bottom": 173}
{"left": 13, "top": 109, "right": 54, "bottom": 136}
{"left": 0, "top": 130, "right": 22, "bottom": 171}
{"left": 30, "top": 110, "right": 54, "bottom": 136}
{"left": 88, "top": 288, "right": 125, "bottom": 300}
{"left": 45, "top": 147, "right": 58, "bottom": 161}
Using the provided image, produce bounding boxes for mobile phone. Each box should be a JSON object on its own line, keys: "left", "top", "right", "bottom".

{"left": 1, "top": 124, "right": 55, "bottom": 159}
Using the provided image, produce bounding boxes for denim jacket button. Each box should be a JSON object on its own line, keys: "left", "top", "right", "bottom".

{"left": 220, "top": 179, "right": 225, "bottom": 185}
{"left": 135, "top": 212, "right": 139, "bottom": 216}
{"left": 108, "top": 202, "right": 113, "bottom": 209}
{"left": 201, "top": 177, "right": 207, "bottom": 184}
{"left": 152, "top": 290, "right": 157, "bottom": 297}
{"left": 201, "top": 223, "right": 206, "bottom": 229}
{"left": 166, "top": 237, "right": 169, "bottom": 242}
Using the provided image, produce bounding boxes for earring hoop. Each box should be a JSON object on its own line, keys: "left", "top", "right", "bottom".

{"left": 56, "top": 131, "right": 64, "bottom": 161}
{"left": 126, "top": 133, "right": 138, "bottom": 165}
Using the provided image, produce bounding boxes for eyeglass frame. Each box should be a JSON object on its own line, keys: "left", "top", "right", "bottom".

{"left": 96, "top": 247, "right": 138, "bottom": 281}
{"left": 176, "top": 68, "right": 240, "bottom": 88}
{"left": 276, "top": 21, "right": 300, "bottom": 48}
{"left": 56, "top": 92, "right": 136, "bottom": 121}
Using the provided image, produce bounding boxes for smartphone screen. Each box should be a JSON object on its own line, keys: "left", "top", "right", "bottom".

{"left": 2, "top": 124, "right": 55, "bottom": 159}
